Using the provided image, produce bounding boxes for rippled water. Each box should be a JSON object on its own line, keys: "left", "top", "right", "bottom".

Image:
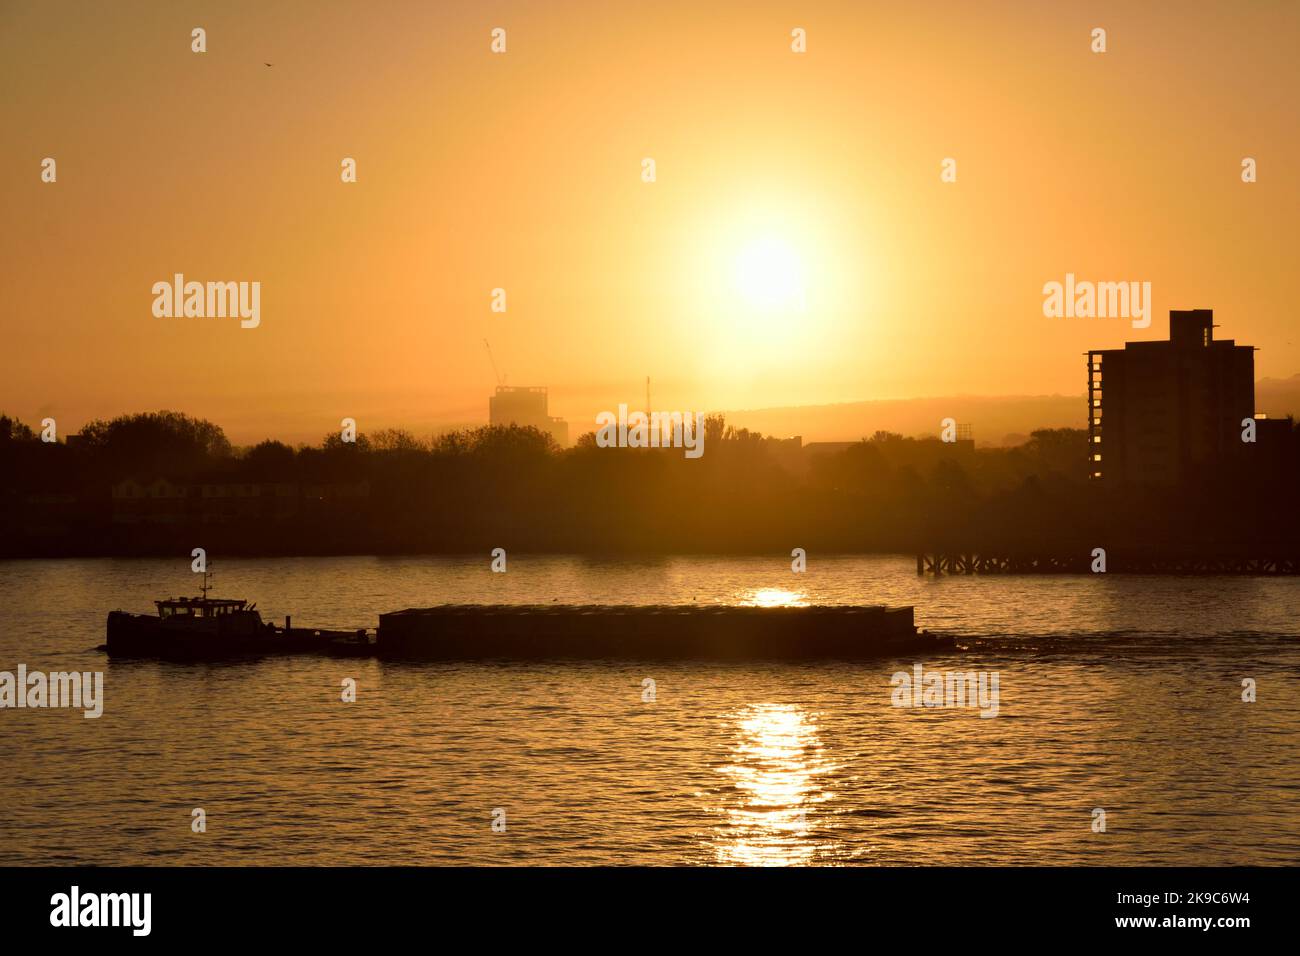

{"left": 1, "top": 555, "right": 1297, "bottom": 865}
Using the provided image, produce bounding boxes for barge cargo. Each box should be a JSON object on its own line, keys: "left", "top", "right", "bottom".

{"left": 377, "top": 603, "right": 948, "bottom": 660}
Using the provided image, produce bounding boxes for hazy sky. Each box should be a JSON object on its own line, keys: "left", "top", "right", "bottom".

{"left": 3, "top": 0, "right": 1298, "bottom": 444}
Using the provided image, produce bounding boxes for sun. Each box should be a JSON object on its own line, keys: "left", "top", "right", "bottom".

{"left": 679, "top": 198, "right": 848, "bottom": 379}
{"left": 733, "top": 236, "right": 805, "bottom": 312}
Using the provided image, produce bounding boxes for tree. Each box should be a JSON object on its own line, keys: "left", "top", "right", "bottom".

{"left": 368, "top": 429, "right": 428, "bottom": 453}
{"left": 74, "top": 411, "right": 232, "bottom": 478}
{"left": 0, "top": 414, "right": 37, "bottom": 443}
{"left": 243, "top": 440, "right": 297, "bottom": 479}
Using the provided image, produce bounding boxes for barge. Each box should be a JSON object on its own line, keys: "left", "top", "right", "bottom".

{"left": 105, "top": 572, "right": 945, "bottom": 661}
{"left": 377, "top": 603, "right": 948, "bottom": 660}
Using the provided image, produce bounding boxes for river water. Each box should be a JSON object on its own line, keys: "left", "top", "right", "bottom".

{"left": 1, "top": 555, "right": 1296, "bottom": 865}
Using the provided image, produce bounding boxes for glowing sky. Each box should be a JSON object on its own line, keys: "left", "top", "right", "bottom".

{"left": 3, "top": 0, "right": 1297, "bottom": 443}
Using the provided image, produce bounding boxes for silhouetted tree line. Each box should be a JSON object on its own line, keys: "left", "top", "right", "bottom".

{"left": 0, "top": 410, "right": 1297, "bottom": 557}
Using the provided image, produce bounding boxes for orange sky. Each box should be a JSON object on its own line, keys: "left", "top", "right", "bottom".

{"left": 3, "top": 0, "right": 1298, "bottom": 444}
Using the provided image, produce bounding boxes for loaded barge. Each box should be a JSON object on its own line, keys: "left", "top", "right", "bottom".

{"left": 376, "top": 603, "right": 949, "bottom": 660}
{"left": 104, "top": 573, "right": 946, "bottom": 661}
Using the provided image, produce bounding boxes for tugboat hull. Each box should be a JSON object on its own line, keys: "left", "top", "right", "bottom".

{"left": 106, "top": 611, "right": 369, "bottom": 660}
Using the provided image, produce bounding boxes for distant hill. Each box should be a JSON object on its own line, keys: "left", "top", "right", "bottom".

{"left": 1256, "top": 374, "right": 1300, "bottom": 421}
{"left": 723, "top": 376, "right": 1300, "bottom": 447}
{"left": 721, "top": 395, "right": 1084, "bottom": 447}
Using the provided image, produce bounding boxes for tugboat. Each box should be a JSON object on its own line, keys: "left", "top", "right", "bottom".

{"left": 105, "top": 569, "right": 371, "bottom": 660}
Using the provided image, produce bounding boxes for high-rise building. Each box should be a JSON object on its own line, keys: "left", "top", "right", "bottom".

{"left": 488, "top": 386, "right": 569, "bottom": 447}
{"left": 1086, "top": 310, "right": 1254, "bottom": 484}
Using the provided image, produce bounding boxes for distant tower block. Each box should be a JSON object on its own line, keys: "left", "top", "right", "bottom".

{"left": 956, "top": 423, "right": 973, "bottom": 443}
{"left": 488, "top": 386, "right": 569, "bottom": 447}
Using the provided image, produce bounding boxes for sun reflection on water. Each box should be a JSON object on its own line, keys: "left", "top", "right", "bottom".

{"left": 709, "top": 703, "right": 837, "bottom": 865}
{"left": 740, "top": 588, "right": 809, "bottom": 607}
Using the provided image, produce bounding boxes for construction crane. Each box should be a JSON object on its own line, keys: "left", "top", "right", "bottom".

{"left": 483, "top": 339, "right": 504, "bottom": 386}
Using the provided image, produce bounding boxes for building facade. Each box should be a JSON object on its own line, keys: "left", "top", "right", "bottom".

{"left": 488, "top": 386, "right": 569, "bottom": 447}
{"left": 111, "top": 478, "right": 369, "bottom": 525}
{"left": 1087, "top": 310, "right": 1254, "bottom": 484}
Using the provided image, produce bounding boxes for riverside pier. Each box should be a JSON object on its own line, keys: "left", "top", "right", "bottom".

{"left": 916, "top": 551, "right": 1300, "bottom": 575}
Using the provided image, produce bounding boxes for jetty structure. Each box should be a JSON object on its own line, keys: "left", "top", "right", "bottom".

{"left": 376, "top": 603, "right": 945, "bottom": 660}
{"left": 916, "top": 550, "right": 1300, "bottom": 575}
